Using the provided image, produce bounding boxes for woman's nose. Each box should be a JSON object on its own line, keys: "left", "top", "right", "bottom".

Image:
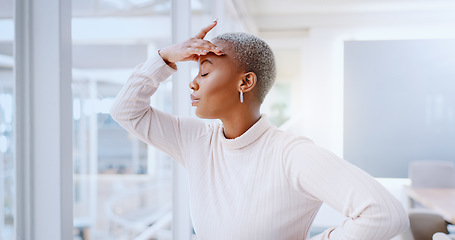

{"left": 189, "top": 78, "right": 199, "bottom": 91}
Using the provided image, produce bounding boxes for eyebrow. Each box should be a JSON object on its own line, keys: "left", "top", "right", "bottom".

{"left": 200, "top": 59, "right": 213, "bottom": 66}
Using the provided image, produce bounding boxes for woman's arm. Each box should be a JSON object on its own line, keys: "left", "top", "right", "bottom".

{"left": 283, "top": 141, "right": 409, "bottom": 240}
{"left": 110, "top": 54, "right": 195, "bottom": 166}
{"left": 110, "top": 21, "right": 223, "bottom": 167}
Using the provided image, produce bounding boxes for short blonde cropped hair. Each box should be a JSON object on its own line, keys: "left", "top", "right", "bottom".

{"left": 214, "top": 32, "right": 276, "bottom": 103}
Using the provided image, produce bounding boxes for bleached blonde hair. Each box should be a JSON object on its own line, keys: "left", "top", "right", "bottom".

{"left": 214, "top": 32, "right": 276, "bottom": 103}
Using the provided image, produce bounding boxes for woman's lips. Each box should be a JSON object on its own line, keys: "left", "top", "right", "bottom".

{"left": 191, "top": 94, "right": 200, "bottom": 105}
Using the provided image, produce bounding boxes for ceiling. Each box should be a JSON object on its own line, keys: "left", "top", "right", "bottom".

{"left": 245, "top": 0, "right": 455, "bottom": 15}
{"left": 241, "top": 0, "right": 455, "bottom": 33}
{"left": 3, "top": 0, "right": 454, "bottom": 31}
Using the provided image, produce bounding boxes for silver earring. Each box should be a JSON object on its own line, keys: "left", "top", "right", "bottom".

{"left": 240, "top": 89, "right": 244, "bottom": 103}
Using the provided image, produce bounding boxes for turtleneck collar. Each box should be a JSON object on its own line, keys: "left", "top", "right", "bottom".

{"left": 219, "top": 115, "right": 273, "bottom": 150}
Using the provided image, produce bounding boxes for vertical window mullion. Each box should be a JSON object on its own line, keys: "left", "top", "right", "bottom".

{"left": 171, "top": 0, "right": 193, "bottom": 239}
{"left": 14, "top": 0, "right": 73, "bottom": 239}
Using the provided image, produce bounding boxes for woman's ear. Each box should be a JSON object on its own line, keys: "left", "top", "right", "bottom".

{"left": 239, "top": 72, "right": 257, "bottom": 93}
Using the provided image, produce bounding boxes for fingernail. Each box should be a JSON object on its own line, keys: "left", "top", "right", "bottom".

{"left": 213, "top": 18, "right": 218, "bottom": 22}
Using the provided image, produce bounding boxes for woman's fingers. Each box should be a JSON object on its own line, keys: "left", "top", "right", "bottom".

{"left": 184, "top": 39, "right": 223, "bottom": 57}
{"left": 181, "top": 54, "right": 200, "bottom": 62}
{"left": 159, "top": 21, "right": 223, "bottom": 64}
{"left": 194, "top": 20, "right": 217, "bottom": 39}
{"left": 190, "top": 39, "right": 220, "bottom": 51}
{"left": 180, "top": 44, "right": 223, "bottom": 62}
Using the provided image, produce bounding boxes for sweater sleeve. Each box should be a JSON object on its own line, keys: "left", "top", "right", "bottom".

{"left": 283, "top": 141, "right": 409, "bottom": 240}
{"left": 109, "top": 53, "right": 209, "bottom": 168}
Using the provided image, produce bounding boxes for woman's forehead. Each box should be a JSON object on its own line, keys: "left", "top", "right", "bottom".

{"left": 198, "top": 53, "right": 231, "bottom": 69}
{"left": 199, "top": 53, "right": 228, "bottom": 66}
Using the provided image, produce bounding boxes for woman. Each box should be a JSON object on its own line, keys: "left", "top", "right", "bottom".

{"left": 110, "top": 20, "right": 409, "bottom": 240}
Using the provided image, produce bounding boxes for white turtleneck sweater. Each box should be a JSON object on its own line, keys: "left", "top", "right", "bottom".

{"left": 110, "top": 53, "right": 409, "bottom": 240}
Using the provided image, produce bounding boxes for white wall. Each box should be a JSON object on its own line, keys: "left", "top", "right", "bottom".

{"left": 282, "top": 19, "right": 455, "bottom": 157}
{"left": 344, "top": 39, "right": 455, "bottom": 177}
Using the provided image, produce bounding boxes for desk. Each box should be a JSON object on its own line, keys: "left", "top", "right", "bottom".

{"left": 407, "top": 187, "right": 455, "bottom": 224}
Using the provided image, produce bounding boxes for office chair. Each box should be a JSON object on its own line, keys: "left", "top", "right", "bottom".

{"left": 408, "top": 208, "right": 449, "bottom": 240}
{"left": 409, "top": 160, "right": 455, "bottom": 188}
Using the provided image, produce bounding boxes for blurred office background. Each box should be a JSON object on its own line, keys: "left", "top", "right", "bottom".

{"left": 1, "top": 0, "right": 455, "bottom": 239}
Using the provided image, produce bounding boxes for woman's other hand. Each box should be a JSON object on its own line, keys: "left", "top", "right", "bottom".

{"left": 159, "top": 20, "right": 224, "bottom": 65}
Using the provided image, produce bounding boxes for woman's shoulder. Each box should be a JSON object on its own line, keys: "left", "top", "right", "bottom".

{"left": 267, "top": 126, "right": 315, "bottom": 147}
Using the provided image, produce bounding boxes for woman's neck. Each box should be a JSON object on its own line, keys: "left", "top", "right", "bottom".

{"left": 220, "top": 106, "right": 261, "bottom": 139}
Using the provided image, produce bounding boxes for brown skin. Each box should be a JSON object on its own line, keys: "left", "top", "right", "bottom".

{"left": 159, "top": 21, "right": 261, "bottom": 139}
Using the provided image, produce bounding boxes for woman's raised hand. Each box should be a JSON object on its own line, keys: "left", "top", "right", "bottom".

{"left": 159, "top": 20, "right": 224, "bottom": 65}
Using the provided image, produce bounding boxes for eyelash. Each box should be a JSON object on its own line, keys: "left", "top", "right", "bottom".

{"left": 201, "top": 73, "right": 209, "bottom": 77}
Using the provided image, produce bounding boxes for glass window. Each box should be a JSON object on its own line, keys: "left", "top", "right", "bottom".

{"left": 72, "top": 1, "right": 173, "bottom": 239}
{"left": 0, "top": 0, "right": 15, "bottom": 238}
{"left": 261, "top": 47, "right": 301, "bottom": 127}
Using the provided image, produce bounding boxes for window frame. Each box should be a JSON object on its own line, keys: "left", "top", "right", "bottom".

{"left": 171, "top": 0, "right": 193, "bottom": 239}
{"left": 14, "top": 0, "right": 196, "bottom": 239}
{"left": 14, "top": 0, "right": 73, "bottom": 239}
